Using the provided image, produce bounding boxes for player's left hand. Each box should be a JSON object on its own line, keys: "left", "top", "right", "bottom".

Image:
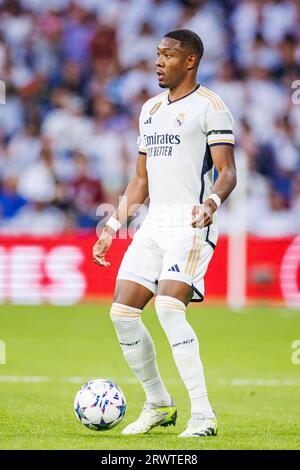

{"left": 191, "top": 199, "right": 217, "bottom": 228}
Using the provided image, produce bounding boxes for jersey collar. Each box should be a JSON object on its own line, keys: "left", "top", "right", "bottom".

{"left": 167, "top": 83, "right": 200, "bottom": 105}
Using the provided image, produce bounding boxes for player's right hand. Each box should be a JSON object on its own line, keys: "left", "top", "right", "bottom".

{"left": 191, "top": 199, "right": 217, "bottom": 228}
{"left": 93, "top": 226, "right": 114, "bottom": 267}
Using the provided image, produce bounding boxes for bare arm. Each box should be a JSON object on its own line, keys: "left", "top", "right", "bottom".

{"left": 191, "top": 145, "right": 237, "bottom": 228}
{"left": 114, "top": 154, "right": 149, "bottom": 226}
{"left": 93, "top": 154, "right": 148, "bottom": 266}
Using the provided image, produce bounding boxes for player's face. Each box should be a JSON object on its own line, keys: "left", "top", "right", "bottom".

{"left": 156, "top": 38, "right": 191, "bottom": 89}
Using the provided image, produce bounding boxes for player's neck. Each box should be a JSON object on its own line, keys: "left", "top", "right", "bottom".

{"left": 168, "top": 79, "right": 199, "bottom": 103}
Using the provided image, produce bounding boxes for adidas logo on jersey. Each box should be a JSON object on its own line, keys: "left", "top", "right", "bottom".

{"left": 168, "top": 264, "right": 180, "bottom": 272}
{"left": 144, "top": 117, "right": 152, "bottom": 125}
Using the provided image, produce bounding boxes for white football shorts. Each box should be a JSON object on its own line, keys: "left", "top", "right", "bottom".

{"left": 117, "top": 224, "right": 216, "bottom": 302}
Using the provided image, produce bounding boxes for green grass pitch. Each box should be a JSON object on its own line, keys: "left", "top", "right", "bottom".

{"left": 0, "top": 302, "right": 300, "bottom": 450}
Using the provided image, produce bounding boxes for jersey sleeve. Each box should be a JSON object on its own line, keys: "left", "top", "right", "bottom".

{"left": 137, "top": 109, "right": 147, "bottom": 155}
{"left": 205, "top": 100, "right": 235, "bottom": 148}
{"left": 137, "top": 134, "right": 147, "bottom": 155}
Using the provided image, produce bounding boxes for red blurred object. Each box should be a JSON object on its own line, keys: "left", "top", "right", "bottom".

{"left": 0, "top": 234, "right": 299, "bottom": 305}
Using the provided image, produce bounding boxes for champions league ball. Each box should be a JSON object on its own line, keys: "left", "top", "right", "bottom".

{"left": 74, "top": 379, "right": 126, "bottom": 431}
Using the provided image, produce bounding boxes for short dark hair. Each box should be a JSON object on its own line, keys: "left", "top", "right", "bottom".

{"left": 164, "top": 29, "right": 204, "bottom": 65}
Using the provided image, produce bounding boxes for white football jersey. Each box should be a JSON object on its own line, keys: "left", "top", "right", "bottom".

{"left": 137, "top": 84, "right": 234, "bottom": 246}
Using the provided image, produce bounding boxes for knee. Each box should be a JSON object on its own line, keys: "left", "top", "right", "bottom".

{"left": 110, "top": 302, "right": 142, "bottom": 324}
{"left": 113, "top": 280, "right": 153, "bottom": 309}
{"left": 155, "top": 295, "right": 186, "bottom": 330}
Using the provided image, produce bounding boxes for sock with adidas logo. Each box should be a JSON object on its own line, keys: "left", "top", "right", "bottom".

{"left": 155, "top": 295, "right": 215, "bottom": 419}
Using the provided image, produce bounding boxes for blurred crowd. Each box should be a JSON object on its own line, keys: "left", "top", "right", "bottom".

{"left": 0, "top": 0, "right": 300, "bottom": 236}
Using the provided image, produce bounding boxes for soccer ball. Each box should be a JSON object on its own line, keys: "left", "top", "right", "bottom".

{"left": 74, "top": 379, "right": 126, "bottom": 431}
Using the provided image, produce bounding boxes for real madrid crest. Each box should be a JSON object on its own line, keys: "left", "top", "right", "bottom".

{"left": 174, "top": 113, "right": 185, "bottom": 127}
{"left": 149, "top": 102, "right": 162, "bottom": 115}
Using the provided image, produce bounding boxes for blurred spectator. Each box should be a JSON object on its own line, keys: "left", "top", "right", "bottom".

{"left": 68, "top": 152, "right": 106, "bottom": 228}
{"left": 119, "top": 59, "right": 158, "bottom": 105}
{"left": 0, "top": 176, "right": 27, "bottom": 220}
{"left": 90, "top": 22, "right": 117, "bottom": 62}
{"left": 248, "top": 187, "right": 300, "bottom": 237}
{"left": 7, "top": 118, "right": 41, "bottom": 176}
{"left": 0, "top": 0, "right": 33, "bottom": 49}
{"left": 49, "top": 60, "right": 87, "bottom": 95}
{"left": 292, "top": 176, "right": 300, "bottom": 214}
{"left": 0, "top": 84, "right": 24, "bottom": 137}
{"left": 210, "top": 61, "right": 246, "bottom": 123}
{"left": 271, "top": 116, "right": 299, "bottom": 175}
{"left": 242, "top": 32, "right": 280, "bottom": 70}
{"left": 87, "top": 97, "right": 126, "bottom": 201}
{"left": 118, "top": 21, "right": 158, "bottom": 68}
{"left": 17, "top": 145, "right": 57, "bottom": 203}
{"left": 42, "top": 88, "right": 93, "bottom": 153}
{"left": 1, "top": 201, "right": 67, "bottom": 235}
{"left": 274, "top": 34, "right": 300, "bottom": 81}
{"left": 149, "top": 0, "right": 182, "bottom": 36}
{"left": 61, "top": 3, "right": 95, "bottom": 65}
{"left": 244, "top": 66, "right": 288, "bottom": 144}
{"left": 0, "top": 32, "right": 8, "bottom": 73}
{"left": 180, "top": 1, "right": 227, "bottom": 79}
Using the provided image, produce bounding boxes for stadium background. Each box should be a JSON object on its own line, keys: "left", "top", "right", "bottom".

{"left": 0, "top": 0, "right": 300, "bottom": 451}
{"left": 0, "top": 0, "right": 300, "bottom": 306}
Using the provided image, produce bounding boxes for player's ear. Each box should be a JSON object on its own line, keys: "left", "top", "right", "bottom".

{"left": 186, "top": 54, "right": 197, "bottom": 71}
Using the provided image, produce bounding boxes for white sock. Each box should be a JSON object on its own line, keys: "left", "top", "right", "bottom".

{"left": 110, "top": 302, "right": 171, "bottom": 406}
{"left": 155, "top": 295, "right": 215, "bottom": 419}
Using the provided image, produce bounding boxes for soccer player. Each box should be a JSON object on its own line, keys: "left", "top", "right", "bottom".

{"left": 93, "top": 29, "right": 236, "bottom": 437}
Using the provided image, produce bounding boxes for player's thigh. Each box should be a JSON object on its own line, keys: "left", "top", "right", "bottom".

{"left": 113, "top": 279, "right": 154, "bottom": 310}
{"left": 157, "top": 229, "right": 214, "bottom": 305}
{"left": 157, "top": 280, "right": 193, "bottom": 307}
{"left": 116, "top": 227, "right": 162, "bottom": 309}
